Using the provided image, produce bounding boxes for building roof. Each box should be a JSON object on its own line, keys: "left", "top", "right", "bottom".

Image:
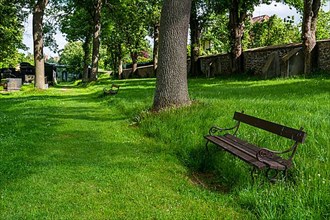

{"left": 251, "top": 15, "right": 270, "bottom": 23}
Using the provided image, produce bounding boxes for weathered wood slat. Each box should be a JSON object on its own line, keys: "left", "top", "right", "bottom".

{"left": 213, "top": 135, "right": 287, "bottom": 170}
{"left": 205, "top": 135, "right": 267, "bottom": 169}
{"left": 221, "top": 135, "right": 289, "bottom": 170}
{"left": 224, "top": 134, "right": 260, "bottom": 153}
{"left": 233, "top": 112, "right": 307, "bottom": 143}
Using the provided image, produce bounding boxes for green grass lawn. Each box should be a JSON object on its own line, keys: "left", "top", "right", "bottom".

{"left": 0, "top": 76, "right": 329, "bottom": 219}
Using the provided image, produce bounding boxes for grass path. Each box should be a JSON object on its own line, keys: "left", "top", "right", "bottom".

{"left": 0, "top": 85, "right": 248, "bottom": 219}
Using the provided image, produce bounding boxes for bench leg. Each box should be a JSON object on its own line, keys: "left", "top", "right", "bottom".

{"left": 250, "top": 167, "right": 258, "bottom": 184}
{"left": 205, "top": 140, "right": 210, "bottom": 153}
{"left": 283, "top": 169, "right": 289, "bottom": 180}
{"left": 266, "top": 168, "right": 280, "bottom": 183}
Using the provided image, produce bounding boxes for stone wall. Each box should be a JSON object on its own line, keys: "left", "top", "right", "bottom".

{"left": 121, "top": 39, "right": 330, "bottom": 79}
{"left": 243, "top": 43, "right": 303, "bottom": 77}
{"left": 121, "top": 65, "right": 155, "bottom": 79}
{"left": 198, "top": 39, "right": 330, "bottom": 78}
{"left": 318, "top": 40, "right": 330, "bottom": 71}
{"left": 199, "top": 53, "right": 231, "bottom": 77}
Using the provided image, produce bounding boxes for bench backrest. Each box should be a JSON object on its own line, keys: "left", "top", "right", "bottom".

{"left": 233, "top": 112, "right": 307, "bottom": 143}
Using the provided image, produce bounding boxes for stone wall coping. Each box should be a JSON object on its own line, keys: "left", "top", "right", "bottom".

{"left": 244, "top": 42, "right": 303, "bottom": 53}
{"left": 198, "top": 39, "right": 330, "bottom": 59}
{"left": 199, "top": 53, "right": 229, "bottom": 59}
{"left": 317, "top": 39, "right": 330, "bottom": 43}
{"left": 123, "top": 64, "right": 154, "bottom": 71}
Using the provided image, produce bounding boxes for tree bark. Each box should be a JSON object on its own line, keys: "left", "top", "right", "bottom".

{"left": 229, "top": 0, "right": 245, "bottom": 74}
{"left": 82, "top": 34, "right": 91, "bottom": 82}
{"left": 302, "top": 0, "right": 320, "bottom": 74}
{"left": 118, "top": 59, "right": 123, "bottom": 79}
{"left": 153, "top": 0, "right": 192, "bottom": 111}
{"left": 153, "top": 22, "right": 160, "bottom": 73}
{"left": 33, "top": 0, "right": 48, "bottom": 89}
{"left": 131, "top": 51, "right": 138, "bottom": 75}
{"left": 190, "top": 0, "right": 201, "bottom": 77}
{"left": 118, "top": 44, "right": 123, "bottom": 79}
{"left": 91, "top": 0, "right": 102, "bottom": 81}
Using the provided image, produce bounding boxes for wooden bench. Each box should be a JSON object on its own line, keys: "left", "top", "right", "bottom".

{"left": 204, "top": 111, "right": 307, "bottom": 181}
{"left": 103, "top": 84, "right": 120, "bottom": 95}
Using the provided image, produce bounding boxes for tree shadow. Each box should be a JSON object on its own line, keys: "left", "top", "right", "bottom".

{"left": 0, "top": 90, "right": 163, "bottom": 188}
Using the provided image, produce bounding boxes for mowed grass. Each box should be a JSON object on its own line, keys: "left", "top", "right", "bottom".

{"left": 0, "top": 76, "right": 329, "bottom": 219}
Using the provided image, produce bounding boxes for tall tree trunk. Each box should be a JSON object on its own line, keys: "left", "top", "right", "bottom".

{"left": 110, "top": 47, "right": 117, "bottom": 77}
{"left": 153, "top": 0, "right": 192, "bottom": 111}
{"left": 153, "top": 22, "right": 160, "bottom": 74}
{"left": 302, "top": 0, "right": 320, "bottom": 74}
{"left": 229, "top": 0, "right": 246, "bottom": 74}
{"left": 131, "top": 51, "right": 138, "bottom": 75}
{"left": 82, "top": 34, "right": 91, "bottom": 82}
{"left": 33, "top": 0, "right": 48, "bottom": 89}
{"left": 190, "top": 0, "right": 201, "bottom": 77}
{"left": 118, "top": 44, "right": 123, "bottom": 79}
{"left": 91, "top": 0, "right": 102, "bottom": 81}
{"left": 118, "top": 59, "right": 123, "bottom": 79}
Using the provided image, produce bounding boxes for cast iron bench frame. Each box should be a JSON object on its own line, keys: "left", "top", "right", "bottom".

{"left": 103, "top": 84, "right": 120, "bottom": 95}
{"left": 204, "top": 111, "right": 307, "bottom": 181}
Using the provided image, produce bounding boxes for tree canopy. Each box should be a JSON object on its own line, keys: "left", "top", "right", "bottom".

{"left": 0, "top": 0, "right": 26, "bottom": 67}
{"left": 1, "top": 0, "right": 329, "bottom": 80}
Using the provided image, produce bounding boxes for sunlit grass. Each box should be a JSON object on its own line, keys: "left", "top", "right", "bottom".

{"left": 0, "top": 75, "right": 329, "bottom": 219}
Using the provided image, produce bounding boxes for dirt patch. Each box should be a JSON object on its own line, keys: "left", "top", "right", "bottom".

{"left": 189, "top": 171, "right": 230, "bottom": 193}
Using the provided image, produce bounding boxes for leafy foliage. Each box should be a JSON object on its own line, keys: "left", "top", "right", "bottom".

{"left": 60, "top": 6, "right": 93, "bottom": 42}
{"left": 59, "top": 41, "right": 84, "bottom": 73}
{"left": 247, "top": 15, "right": 301, "bottom": 48}
{"left": 102, "top": 0, "right": 151, "bottom": 72}
{"left": 145, "top": 0, "right": 162, "bottom": 36}
{"left": 0, "top": 1, "right": 26, "bottom": 67}
{"left": 201, "top": 13, "right": 231, "bottom": 54}
{"left": 316, "top": 9, "right": 330, "bottom": 39}
{"left": 110, "top": 0, "right": 149, "bottom": 54}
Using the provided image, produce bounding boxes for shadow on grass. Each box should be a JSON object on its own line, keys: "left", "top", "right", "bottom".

{"left": 0, "top": 92, "right": 166, "bottom": 190}
{"left": 189, "top": 171, "right": 231, "bottom": 193}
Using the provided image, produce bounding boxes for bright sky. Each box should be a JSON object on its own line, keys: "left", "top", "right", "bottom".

{"left": 23, "top": 2, "right": 329, "bottom": 57}
{"left": 253, "top": 2, "right": 300, "bottom": 22}
{"left": 23, "top": 14, "right": 67, "bottom": 57}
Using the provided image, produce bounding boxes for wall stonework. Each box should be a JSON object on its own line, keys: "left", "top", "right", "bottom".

{"left": 198, "top": 39, "right": 330, "bottom": 77}
{"left": 122, "top": 39, "right": 330, "bottom": 79}
{"left": 244, "top": 43, "right": 302, "bottom": 76}
{"left": 199, "top": 54, "right": 231, "bottom": 77}
{"left": 121, "top": 65, "right": 155, "bottom": 79}
{"left": 318, "top": 40, "right": 330, "bottom": 71}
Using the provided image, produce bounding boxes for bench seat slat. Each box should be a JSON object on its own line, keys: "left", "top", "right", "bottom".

{"left": 223, "top": 134, "right": 290, "bottom": 170}
{"left": 225, "top": 134, "right": 292, "bottom": 168}
{"left": 205, "top": 135, "right": 267, "bottom": 169}
{"left": 205, "top": 135, "right": 289, "bottom": 170}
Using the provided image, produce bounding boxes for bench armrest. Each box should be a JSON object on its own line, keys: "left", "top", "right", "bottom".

{"left": 256, "top": 148, "right": 293, "bottom": 169}
{"left": 256, "top": 148, "right": 275, "bottom": 161}
{"left": 209, "top": 123, "right": 239, "bottom": 135}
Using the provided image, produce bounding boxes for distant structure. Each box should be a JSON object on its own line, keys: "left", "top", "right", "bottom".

{"left": 251, "top": 15, "right": 270, "bottom": 24}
